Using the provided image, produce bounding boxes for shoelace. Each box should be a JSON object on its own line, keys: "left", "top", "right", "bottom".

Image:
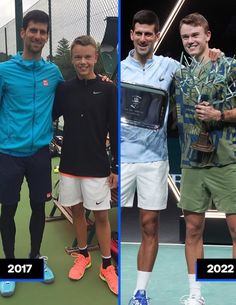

{"left": 102, "top": 266, "right": 117, "bottom": 285}
{"left": 130, "top": 295, "right": 151, "bottom": 305}
{"left": 71, "top": 253, "right": 89, "bottom": 269}
{"left": 39, "top": 256, "right": 49, "bottom": 271}
{"left": 180, "top": 295, "right": 204, "bottom": 305}
{"left": 134, "top": 298, "right": 150, "bottom": 305}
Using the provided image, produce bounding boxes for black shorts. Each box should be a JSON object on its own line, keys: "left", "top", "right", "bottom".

{"left": 0, "top": 146, "right": 52, "bottom": 205}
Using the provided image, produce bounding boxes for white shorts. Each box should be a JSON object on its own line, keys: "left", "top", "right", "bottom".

{"left": 58, "top": 175, "right": 111, "bottom": 211}
{"left": 121, "top": 161, "right": 169, "bottom": 210}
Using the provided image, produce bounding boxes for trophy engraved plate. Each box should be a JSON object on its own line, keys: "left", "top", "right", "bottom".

{"left": 121, "top": 82, "right": 168, "bottom": 130}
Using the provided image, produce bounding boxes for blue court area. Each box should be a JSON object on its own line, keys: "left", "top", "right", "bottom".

{"left": 121, "top": 243, "right": 236, "bottom": 305}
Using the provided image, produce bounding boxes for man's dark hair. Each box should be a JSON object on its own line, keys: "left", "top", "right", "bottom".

{"left": 132, "top": 10, "right": 160, "bottom": 33}
{"left": 23, "top": 10, "right": 50, "bottom": 33}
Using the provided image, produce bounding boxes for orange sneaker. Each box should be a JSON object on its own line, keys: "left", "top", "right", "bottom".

{"left": 99, "top": 265, "right": 118, "bottom": 295}
{"left": 68, "top": 253, "right": 91, "bottom": 280}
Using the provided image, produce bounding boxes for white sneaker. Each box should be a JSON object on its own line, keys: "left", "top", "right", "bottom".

{"left": 180, "top": 295, "right": 205, "bottom": 305}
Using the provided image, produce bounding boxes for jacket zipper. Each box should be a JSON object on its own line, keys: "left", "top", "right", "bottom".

{"left": 31, "top": 66, "right": 36, "bottom": 151}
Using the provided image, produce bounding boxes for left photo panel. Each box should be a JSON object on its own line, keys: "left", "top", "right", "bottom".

{"left": 0, "top": 1, "right": 119, "bottom": 304}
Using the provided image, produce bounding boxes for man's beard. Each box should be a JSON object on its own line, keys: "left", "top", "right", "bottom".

{"left": 137, "top": 47, "right": 152, "bottom": 58}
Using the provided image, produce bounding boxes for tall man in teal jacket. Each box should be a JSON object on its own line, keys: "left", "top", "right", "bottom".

{"left": 0, "top": 10, "right": 63, "bottom": 297}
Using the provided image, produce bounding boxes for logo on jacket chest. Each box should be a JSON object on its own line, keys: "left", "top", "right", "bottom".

{"left": 42, "top": 80, "right": 49, "bottom": 86}
{"left": 92, "top": 91, "right": 102, "bottom": 95}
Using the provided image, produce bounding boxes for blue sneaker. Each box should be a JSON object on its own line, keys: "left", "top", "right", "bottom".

{"left": 128, "top": 290, "right": 150, "bottom": 305}
{"left": 39, "top": 256, "right": 55, "bottom": 283}
{"left": 0, "top": 281, "right": 16, "bottom": 297}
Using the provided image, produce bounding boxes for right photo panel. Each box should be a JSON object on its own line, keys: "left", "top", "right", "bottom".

{"left": 120, "top": 0, "right": 236, "bottom": 304}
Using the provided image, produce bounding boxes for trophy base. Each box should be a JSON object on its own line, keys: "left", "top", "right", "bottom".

{"left": 191, "top": 131, "right": 215, "bottom": 153}
{"left": 191, "top": 142, "right": 215, "bottom": 153}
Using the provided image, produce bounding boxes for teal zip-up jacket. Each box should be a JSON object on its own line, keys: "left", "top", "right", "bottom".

{"left": 0, "top": 52, "right": 63, "bottom": 156}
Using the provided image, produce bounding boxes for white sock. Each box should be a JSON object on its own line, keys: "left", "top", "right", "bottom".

{"left": 78, "top": 245, "right": 88, "bottom": 250}
{"left": 133, "top": 271, "right": 151, "bottom": 295}
{"left": 188, "top": 274, "right": 201, "bottom": 298}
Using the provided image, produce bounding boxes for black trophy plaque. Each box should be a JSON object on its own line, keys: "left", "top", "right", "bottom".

{"left": 121, "top": 82, "right": 168, "bottom": 130}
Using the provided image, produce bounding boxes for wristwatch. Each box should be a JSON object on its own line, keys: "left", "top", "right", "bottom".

{"left": 220, "top": 111, "right": 225, "bottom": 122}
